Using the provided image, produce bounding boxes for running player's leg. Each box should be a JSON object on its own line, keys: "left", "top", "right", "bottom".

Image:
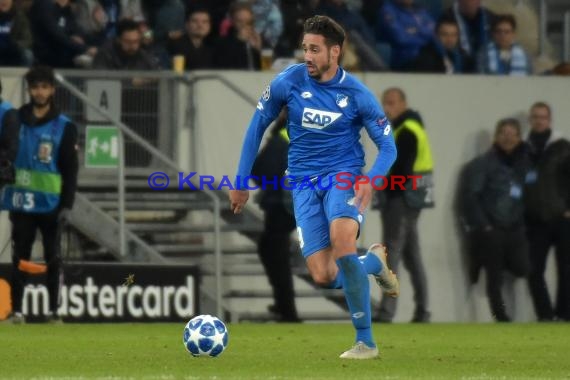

{"left": 293, "top": 186, "right": 342, "bottom": 288}
{"left": 324, "top": 179, "right": 377, "bottom": 357}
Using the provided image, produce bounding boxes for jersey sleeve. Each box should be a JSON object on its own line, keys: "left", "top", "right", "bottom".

{"left": 235, "top": 74, "right": 288, "bottom": 188}
{"left": 357, "top": 88, "right": 397, "bottom": 178}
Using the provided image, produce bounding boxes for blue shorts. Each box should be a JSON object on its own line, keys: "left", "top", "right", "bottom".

{"left": 292, "top": 173, "right": 364, "bottom": 257}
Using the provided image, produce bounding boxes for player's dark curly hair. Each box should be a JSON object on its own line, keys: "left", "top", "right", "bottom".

{"left": 25, "top": 65, "right": 55, "bottom": 86}
{"left": 303, "top": 15, "right": 345, "bottom": 48}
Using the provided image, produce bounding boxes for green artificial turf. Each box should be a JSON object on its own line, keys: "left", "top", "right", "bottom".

{"left": 1, "top": 323, "right": 569, "bottom": 379}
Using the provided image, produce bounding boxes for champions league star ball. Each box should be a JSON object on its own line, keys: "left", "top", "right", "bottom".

{"left": 183, "top": 314, "right": 229, "bottom": 357}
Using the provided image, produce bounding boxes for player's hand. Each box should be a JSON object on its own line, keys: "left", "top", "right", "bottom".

{"left": 229, "top": 190, "right": 249, "bottom": 214}
{"left": 354, "top": 181, "right": 373, "bottom": 213}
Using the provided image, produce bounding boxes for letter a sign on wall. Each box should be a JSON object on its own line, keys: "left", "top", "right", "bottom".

{"left": 86, "top": 80, "right": 121, "bottom": 122}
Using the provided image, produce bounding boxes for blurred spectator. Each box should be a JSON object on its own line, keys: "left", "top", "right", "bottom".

{"left": 120, "top": 0, "right": 146, "bottom": 22}
{"left": 167, "top": 7, "right": 214, "bottom": 70}
{"left": 274, "top": 0, "right": 317, "bottom": 57}
{"left": 29, "top": 0, "right": 97, "bottom": 68}
{"left": 410, "top": 16, "right": 474, "bottom": 74}
{"left": 152, "top": 0, "right": 185, "bottom": 46}
{"left": 251, "top": 0, "right": 283, "bottom": 49}
{"left": 525, "top": 102, "right": 570, "bottom": 322}
{"left": 0, "top": 0, "right": 32, "bottom": 66}
{"left": 477, "top": 15, "right": 532, "bottom": 75}
{"left": 376, "top": 0, "right": 435, "bottom": 71}
{"left": 477, "top": 14, "right": 531, "bottom": 76}
{"left": 376, "top": 87, "right": 434, "bottom": 323}
{"left": 184, "top": 0, "right": 233, "bottom": 36}
{"left": 98, "top": 0, "right": 120, "bottom": 38}
{"left": 73, "top": 0, "right": 108, "bottom": 47}
{"left": 317, "top": 0, "right": 376, "bottom": 48}
{"left": 214, "top": 2, "right": 261, "bottom": 70}
{"left": 92, "top": 18, "right": 158, "bottom": 70}
{"left": 443, "top": 0, "right": 495, "bottom": 60}
{"left": 100, "top": 0, "right": 147, "bottom": 37}
{"left": 462, "top": 118, "right": 531, "bottom": 322}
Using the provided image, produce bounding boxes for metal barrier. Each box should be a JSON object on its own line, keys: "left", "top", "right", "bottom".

{"left": 53, "top": 71, "right": 177, "bottom": 168}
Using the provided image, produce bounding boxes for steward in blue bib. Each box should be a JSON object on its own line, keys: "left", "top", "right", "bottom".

{"left": 2, "top": 65, "right": 78, "bottom": 324}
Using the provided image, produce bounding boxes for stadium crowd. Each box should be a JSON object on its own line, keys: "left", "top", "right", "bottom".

{"left": 1, "top": 0, "right": 569, "bottom": 74}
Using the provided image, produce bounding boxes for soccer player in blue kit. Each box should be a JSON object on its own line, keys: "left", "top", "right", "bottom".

{"left": 230, "top": 15, "right": 399, "bottom": 359}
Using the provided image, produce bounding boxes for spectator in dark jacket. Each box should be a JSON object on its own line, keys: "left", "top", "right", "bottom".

{"left": 317, "top": 0, "right": 376, "bottom": 48}
{"left": 410, "top": 16, "right": 474, "bottom": 74}
{"left": 92, "top": 18, "right": 158, "bottom": 70}
{"left": 443, "top": 0, "right": 495, "bottom": 60}
{"left": 166, "top": 7, "right": 214, "bottom": 70}
{"left": 213, "top": 2, "right": 261, "bottom": 70}
{"left": 29, "top": 0, "right": 97, "bottom": 68}
{"left": 376, "top": 0, "right": 435, "bottom": 71}
{"left": 463, "top": 118, "right": 531, "bottom": 322}
{"left": 0, "top": 0, "right": 32, "bottom": 66}
{"left": 525, "top": 102, "right": 570, "bottom": 322}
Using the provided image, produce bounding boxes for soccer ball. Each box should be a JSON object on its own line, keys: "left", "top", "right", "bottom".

{"left": 183, "top": 314, "right": 229, "bottom": 357}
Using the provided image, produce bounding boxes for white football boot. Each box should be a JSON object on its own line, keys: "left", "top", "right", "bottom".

{"left": 368, "top": 243, "right": 400, "bottom": 297}
{"left": 339, "top": 341, "right": 379, "bottom": 359}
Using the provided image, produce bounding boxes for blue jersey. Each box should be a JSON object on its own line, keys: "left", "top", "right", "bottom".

{"left": 236, "top": 64, "right": 396, "bottom": 185}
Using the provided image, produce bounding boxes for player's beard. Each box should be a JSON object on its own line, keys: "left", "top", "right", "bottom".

{"left": 31, "top": 95, "right": 53, "bottom": 109}
{"left": 307, "top": 52, "right": 331, "bottom": 80}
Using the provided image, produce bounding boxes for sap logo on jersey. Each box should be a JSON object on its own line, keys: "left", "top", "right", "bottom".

{"left": 302, "top": 107, "right": 342, "bottom": 129}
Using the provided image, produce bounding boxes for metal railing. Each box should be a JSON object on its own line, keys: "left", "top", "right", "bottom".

{"left": 54, "top": 72, "right": 224, "bottom": 317}
{"left": 52, "top": 71, "right": 175, "bottom": 168}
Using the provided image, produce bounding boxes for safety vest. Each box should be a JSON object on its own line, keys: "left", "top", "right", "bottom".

{"left": 279, "top": 128, "right": 289, "bottom": 143}
{"left": 393, "top": 118, "right": 435, "bottom": 208}
{"left": 1, "top": 114, "right": 68, "bottom": 213}
{"left": 0, "top": 101, "right": 13, "bottom": 132}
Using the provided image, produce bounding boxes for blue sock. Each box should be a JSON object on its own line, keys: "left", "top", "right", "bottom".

{"left": 337, "top": 254, "right": 375, "bottom": 347}
{"left": 327, "top": 270, "right": 344, "bottom": 289}
{"left": 359, "top": 251, "right": 384, "bottom": 275}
